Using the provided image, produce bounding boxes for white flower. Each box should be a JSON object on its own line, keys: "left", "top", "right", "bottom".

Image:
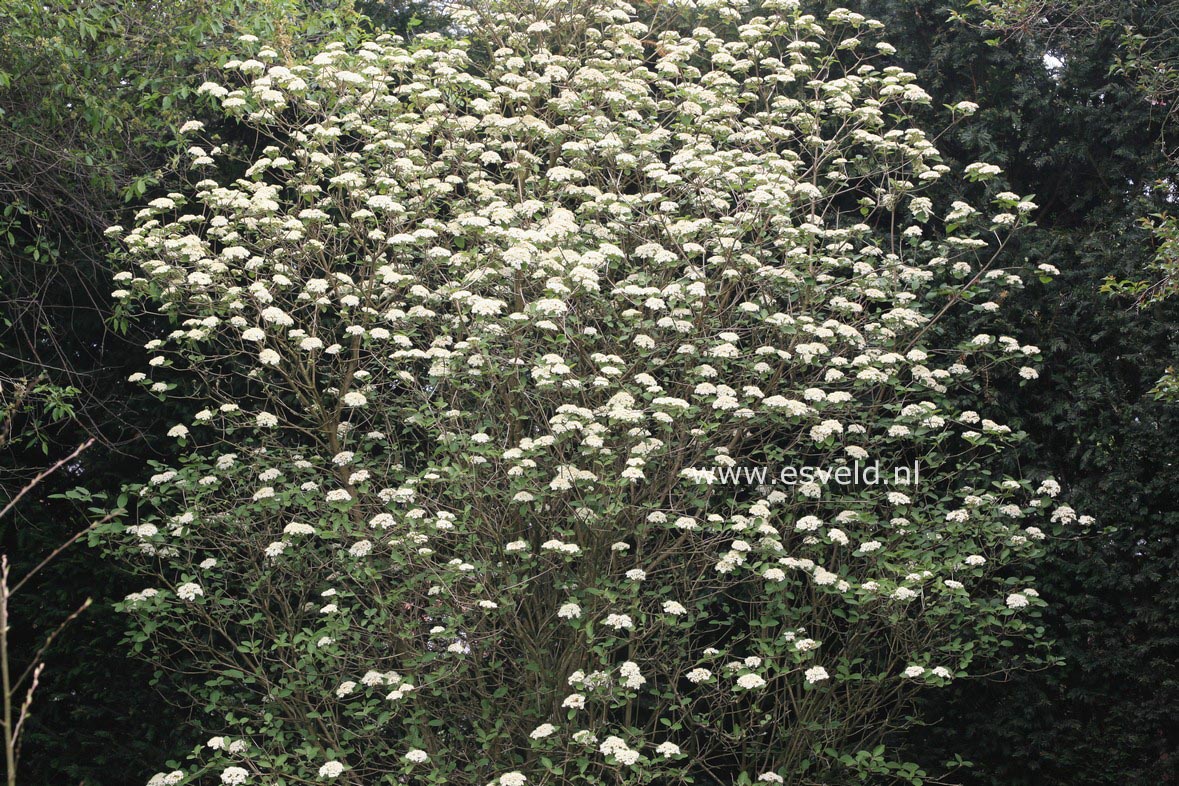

{"left": 1006, "top": 593, "right": 1029, "bottom": 609}
{"left": 561, "top": 693, "right": 585, "bottom": 709}
{"left": 197, "top": 81, "right": 229, "bottom": 98}
{"left": 662, "top": 600, "right": 687, "bottom": 615}
{"left": 260, "top": 306, "right": 293, "bottom": 326}
{"left": 655, "top": 741, "right": 681, "bottom": 757}
{"left": 368, "top": 195, "right": 403, "bottom": 212}
{"left": 736, "top": 673, "right": 766, "bottom": 690}
{"left": 812, "top": 567, "right": 838, "bottom": 586}
{"left": 500, "top": 772, "right": 527, "bottom": 786}
{"left": 167, "top": 425, "right": 189, "bottom": 438}
{"left": 318, "top": 761, "right": 345, "bottom": 779}
{"left": 176, "top": 582, "right": 203, "bottom": 601}
{"left": 1037, "top": 479, "right": 1061, "bottom": 497}
{"left": 619, "top": 660, "right": 645, "bottom": 689}
{"left": 360, "top": 670, "right": 387, "bottom": 686}
{"left": 686, "top": 667, "right": 712, "bottom": 683}
{"left": 530, "top": 723, "right": 556, "bottom": 739}
{"left": 603, "top": 613, "right": 633, "bottom": 630}
{"left": 148, "top": 772, "right": 186, "bottom": 786}
{"left": 795, "top": 515, "right": 822, "bottom": 532}
{"left": 405, "top": 749, "right": 429, "bottom": 764}
{"left": 600, "top": 735, "right": 636, "bottom": 760}
{"left": 220, "top": 767, "right": 249, "bottom": 785}
{"left": 557, "top": 602, "right": 581, "bottom": 619}
{"left": 1051, "top": 505, "right": 1078, "bottom": 524}
{"left": 342, "top": 391, "right": 367, "bottom": 407}
{"left": 965, "top": 161, "right": 1002, "bottom": 178}
{"left": 903, "top": 665, "right": 925, "bottom": 678}
{"left": 804, "top": 666, "right": 829, "bottom": 684}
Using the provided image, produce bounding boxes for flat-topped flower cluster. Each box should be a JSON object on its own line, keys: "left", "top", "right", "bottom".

{"left": 108, "top": 1, "right": 1085, "bottom": 784}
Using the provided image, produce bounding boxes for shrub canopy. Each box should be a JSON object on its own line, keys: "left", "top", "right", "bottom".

{"left": 108, "top": 2, "right": 1083, "bottom": 784}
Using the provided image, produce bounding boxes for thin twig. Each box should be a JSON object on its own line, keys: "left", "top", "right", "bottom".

{"left": 0, "top": 438, "right": 94, "bottom": 522}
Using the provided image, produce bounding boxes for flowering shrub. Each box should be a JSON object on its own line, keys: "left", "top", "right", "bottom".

{"left": 107, "top": 1, "right": 1087, "bottom": 783}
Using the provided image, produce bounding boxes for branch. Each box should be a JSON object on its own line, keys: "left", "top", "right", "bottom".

{"left": 0, "top": 437, "right": 94, "bottom": 522}
{"left": 14, "top": 597, "right": 92, "bottom": 691}
{"left": 7, "top": 510, "right": 113, "bottom": 598}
